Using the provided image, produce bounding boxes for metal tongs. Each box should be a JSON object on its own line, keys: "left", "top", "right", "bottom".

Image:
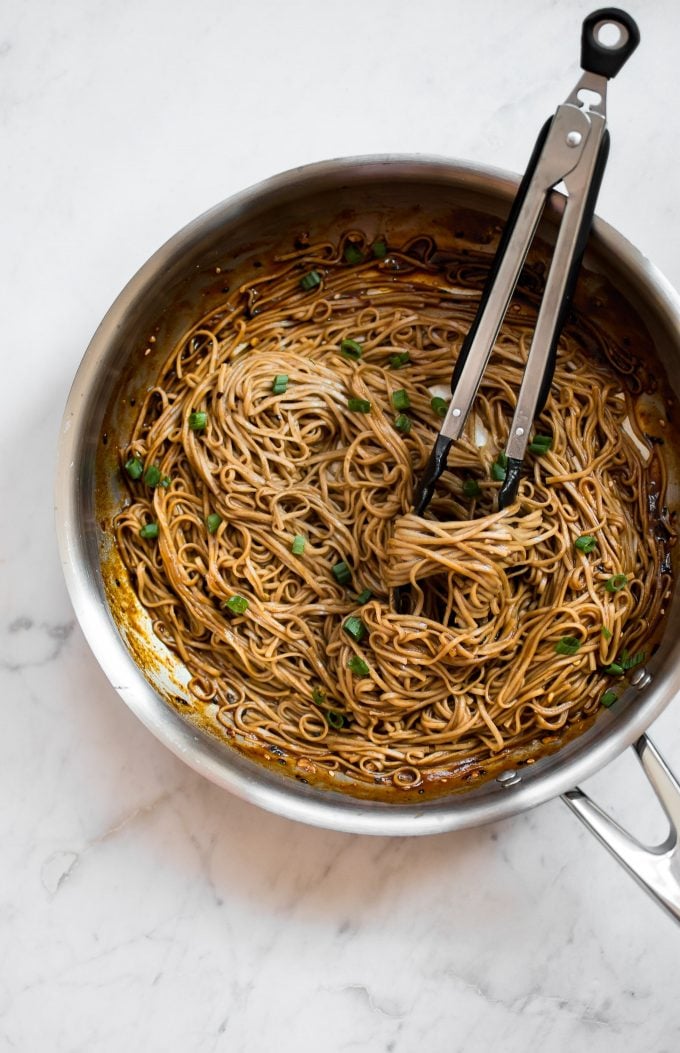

{"left": 413, "top": 8, "right": 640, "bottom": 517}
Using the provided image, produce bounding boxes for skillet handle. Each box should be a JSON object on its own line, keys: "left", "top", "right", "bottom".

{"left": 562, "top": 735, "right": 680, "bottom": 924}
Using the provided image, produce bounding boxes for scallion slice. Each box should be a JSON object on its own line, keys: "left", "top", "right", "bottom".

{"left": 463, "top": 478, "right": 481, "bottom": 498}
{"left": 272, "top": 374, "right": 289, "bottom": 395}
{"left": 347, "top": 397, "right": 371, "bottom": 413}
{"left": 430, "top": 396, "right": 448, "bottom": 418}
{"left": 389, "top": 352, "right": 411, "bottom": 369}
{"left": 575, "top": 535, "right": 597, "bottom": 554}
{"left": 326, "top": 709, "right": 346, "bottom": 729}
{"left": 372, "top": 239, "right": 387, "bottom": 260}
{"left": 394, "top": 413, "right": 411, "bottom": 434}
{"left": 332, "top": 560, "right": 352, "bottom": 585}
{"left": 143, "top": 464, "right": 161, "bottom": 487}
{"left": 124, "top": 456, "right": 143, "bottom": 480}
{"left": 491, "top": 453, "right": 507, "bottom": 482}
{"left": 300, "top": 270, "right": 321, "bottom": 291}
{"left": 139, "top": 522, "right": 158, "bottom": 539}
{"left": 529, "top": 434, "right": 552, "bottom": 455}
{"left": 605, "top": 574, "right": 628, "bottom": 593}
{"left": 348, "top": 655, "right": 370, "bottom": 677}
{"left": 224, "top": 595, "right": 248, "bottom": 615}
{"left": 601, "top": 689, "right": 618, "bottom": 708}
{"left": 344, "top": 243, "right": 363, "bottom": 265}
{"left": 188, "top": 411, "right": 208, "bottom": 432}
{"left": 601, "top": 626, "right": 612, "bottom": 641}
{"left": 343, "top": 616, "right": 366, "bottom": 643}
{"left": 391, "top": 388, "right": 411, "bottom": 411}
{"left": 291, "top": 534, "right": 306, "bottom": 555}
{"left": 340, "top": 338, "right": 362, "bottom": 360}
{"left": 604, "top": 662, "right": 624, "bottom": 676}
{"left": 312, "top": 687, "right": 326, "bottom": 705}
{"left": 620, "top": 649, "right": 645, "bottom": 671}
{"left": 159, "top": 476, "right": 171, "bottom": 488}
{"left": 206, "top": 513, "right": 222, "bottom": 534}
{"left": 555, "top": 636, "right": 581, "bottom": 656}
{"left": 353, "top": 589, "right": 372, "bottom": 605}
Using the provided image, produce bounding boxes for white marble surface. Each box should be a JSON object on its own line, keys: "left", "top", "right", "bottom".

{"left": 3, "top": 0, "right": 680, "bottom": 1049}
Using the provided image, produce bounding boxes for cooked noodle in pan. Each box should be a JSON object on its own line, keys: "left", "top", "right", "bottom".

{"left": 114, "top": 231, "right": 674, "bottom": 791}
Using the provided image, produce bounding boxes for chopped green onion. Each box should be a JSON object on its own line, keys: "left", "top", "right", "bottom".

{"left": 291, "top": 534, "right": 306, "bottom": 555}
{"left": 159, "top": 476, "right": 171, "bottom": 488}
{"left": 143, "top": 464, "right": 162, "bottom": 488}
{"left": 343, "top": 616, "right": 366, "bottom": 643}
{"left": 372, "top": 239, "right": 387, "bottom": 260}
{"left": 332, "top": 560, "right": 352, "bottom": 585}
{"left": 389, "top": 352, "right": 411, "bottom": 369}
{"left": 139, "top": 522, "right": 159, "bottom": 539}
{"left": 463, "top": 478, "right": 482, "bottom": 498}
{"left": 348, "top": 655, "right": 370, "bottom": 677}
{"left": 272, "top": 374, "right": 289, "bottom": 395}
{"left": 391, "top": 388, "right": 411, "bottom": 411}
{"left": 555, "top": 636, "right": 581, "bottom": 656}
{"left": 188, "top": 411, "right": 208, "bottom": 432}
{"left": 394, "top": 413, "right": 411, "bottom": 434}
{"left": 601, "top": 626, "right": 612, "bottom": 641}
{"left": 312, "top": 687, "right": 326, "bottom": 705}
{"left": 491, "top": 454, "right": 507, "bottom": 482}
{"left": 353, "top": 589, "right": 373, "bottom": 605}
{"left": 340, "top": 338, "right": 362, "bottom": 360}
{"left": 620, "top": 649, "right": 645, "bottom": 671}
{"left": 601, "top": 689, "right": 618, "bottom": 708}
{"left": 124, "top": 456, "right": 143, "bottom": 480}
{"left": 529, "top": 434, "right": 552, "bottom": 455}
{"left": 575, "top": 535, "right": 597, "bottom": 554}
{"left": 189, "top": 408, "right": 207, "bottom": 429}
{"left": 604, "top": 662, "right": 624, "bottom": 676}
{"left": 344, "top": 243, "right": 363, "bottom": 265}
{"left": 206, "top": 513, "right": 222, "bottom": 534}
{"left": 300, "top": 269, "right": 321, "bottom": 291}
{"left": 605, "top": 574, "right": 628, "bottom": 593}
{"left": 347, "top": 397, "right": 371, "bottom": 413}
{"left": 430, "top": 396, "right": 448, "bottom": 418}
{"left": 326, "top": 709, "right": 346, "bottom": 729}
{"left": 224, "top": 594, "right": 249, "bottom": 615}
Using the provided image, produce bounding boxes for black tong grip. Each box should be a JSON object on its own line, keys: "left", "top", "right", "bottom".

{"left": 581, "top": 9, "right": 640, "bottom": 78}
{"left": 413, "top": 434, "right": 452, "bottom": 516}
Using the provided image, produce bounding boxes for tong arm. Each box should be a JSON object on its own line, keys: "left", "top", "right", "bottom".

{"left": 411, "top": 9, "right": 640, "bottom": 520}
{"left": 438, "top": 105, "right": 594, "bottom": 447}
{"left": 498, "top": 110, "right": 611, "bottom": 506}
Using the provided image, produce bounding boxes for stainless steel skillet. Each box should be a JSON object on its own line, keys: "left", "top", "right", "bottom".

{"left": 55, "top": 153, "right": 680, "bottom": 923}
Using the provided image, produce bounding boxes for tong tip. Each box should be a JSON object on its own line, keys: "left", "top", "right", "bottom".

{"left": 497, "top": 456, "right": 524, "bottom": 509}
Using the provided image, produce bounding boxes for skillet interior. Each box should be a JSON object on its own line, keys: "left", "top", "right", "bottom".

{"left": 58, "top": 156, "right": 680, "bottom": 834}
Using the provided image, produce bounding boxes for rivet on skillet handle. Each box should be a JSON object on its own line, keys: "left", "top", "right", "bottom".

{"left": 563, "top": 736, "right": 680, "bottom": 925}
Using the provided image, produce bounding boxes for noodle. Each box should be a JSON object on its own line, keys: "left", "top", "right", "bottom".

{"left": 113, "top": 231, "right": 674, "bottom": 791}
